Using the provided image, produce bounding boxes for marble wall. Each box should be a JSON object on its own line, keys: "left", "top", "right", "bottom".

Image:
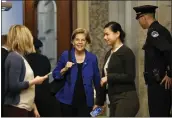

{"left": 157, "top": 1, "right": 171, "bottom": 32}
{"left": 89, "top": 1, "right": 109, "bottom": 72}
{"left": 77, "top": 1, "right": 91, "bottom": 51}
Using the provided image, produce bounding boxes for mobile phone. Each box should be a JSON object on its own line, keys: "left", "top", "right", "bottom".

{"left": 47, "top": 72, "right": 52, "bottom": 76}
{"left": 90, "top": 107, "right": 102, "bottom": 117}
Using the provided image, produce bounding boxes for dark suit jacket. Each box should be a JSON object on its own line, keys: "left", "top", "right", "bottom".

{"left": 26, "top": 53, "right": 61, "bottom": 117}
{"left": 96, "top": 45, "right": 136, "bottom": 105}
{"left": 1, "top": 47, "right": 9, "bottom": 116}
{"left": 1, "top": 48, "right": 9, "bottom": 103}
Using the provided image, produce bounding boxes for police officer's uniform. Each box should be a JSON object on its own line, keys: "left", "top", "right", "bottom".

{"left": 133, "top": 5, "right": 172, "bottom": 117}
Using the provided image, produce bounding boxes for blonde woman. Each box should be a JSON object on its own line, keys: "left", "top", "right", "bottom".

{"left": 3, "top": 25, "right": 48, "bottom": 117}
{"left": 52, "top": 28, "right": 101, "bottom": 117}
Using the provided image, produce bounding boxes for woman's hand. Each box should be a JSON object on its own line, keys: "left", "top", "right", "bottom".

{"left": 60, "top": 61, "right": 75, "bottom": 75}
{"left": 33, "top": 104, "right": 40, "bottom": 117}
{"left": 100, "top": 76, "right": 107, "bottom": 87}
{"left": 160, "top": 75, "right": 172, "bottom": 89}
{"left": 29, "top": 75, "right": 48, "bottom": 86}
{"left": 34, "top": 75, "right": 48, "bottom": 84}
{"left": 64, "top": 61, "right": 75, "bottom": 71}
{"left": 34, "top": 108, "right": 40, "bottom": 117}
{"left": 92, "top": 105, "right": 106, "bottom": 116}
{"left": 92, "top": 105, "right": 99, "bottom": 110}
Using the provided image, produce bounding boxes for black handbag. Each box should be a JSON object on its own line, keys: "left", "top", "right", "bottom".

{"left": 50, "top": 50, "right": 71, "bottom": 96}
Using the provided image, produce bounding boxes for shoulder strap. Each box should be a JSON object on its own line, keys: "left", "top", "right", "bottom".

{"left": 67, "top": 49, "right": 72, "bottom": 83}
{"left": 68, "top": 50, "right": 72, "bottom": 61}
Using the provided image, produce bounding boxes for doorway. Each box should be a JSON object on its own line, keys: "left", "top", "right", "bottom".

{"left": 37, "top": 0, "right": 57, "bottom": 81}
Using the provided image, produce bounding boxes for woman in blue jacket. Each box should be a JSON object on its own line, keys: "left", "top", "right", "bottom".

{"left": 52, "top": 28, "right": 101, "bottom": 117}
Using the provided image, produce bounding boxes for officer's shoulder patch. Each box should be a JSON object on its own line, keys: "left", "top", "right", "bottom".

{"left": 151, "top": 31, "right": 159, "bottom": 38}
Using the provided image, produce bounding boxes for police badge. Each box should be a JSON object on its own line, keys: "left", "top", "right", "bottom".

{"left": 151, "top": 31, "right": 159, "bottom": 38}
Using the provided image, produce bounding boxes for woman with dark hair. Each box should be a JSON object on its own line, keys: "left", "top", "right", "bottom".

{"left": 95, "top": 21, "right": 139, "bottom": 117}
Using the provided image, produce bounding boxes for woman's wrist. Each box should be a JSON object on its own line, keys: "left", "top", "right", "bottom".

{"left": 29, "top": 79, "right": 36, "bottom": 86}
{"left": 64, "top": 66, "right": 69, "bottom": 72}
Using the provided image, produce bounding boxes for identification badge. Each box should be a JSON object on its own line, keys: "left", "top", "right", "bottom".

{"left": 151, "top": 31, "right": 159, "bottom": 38}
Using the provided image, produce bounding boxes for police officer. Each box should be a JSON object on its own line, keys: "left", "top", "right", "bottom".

{"left": 133, "top": 5, "right": 172, "bottom": 117}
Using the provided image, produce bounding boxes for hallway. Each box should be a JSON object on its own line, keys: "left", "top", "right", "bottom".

{"left": 1, "top": 0, "right": 172, "bottom": 117}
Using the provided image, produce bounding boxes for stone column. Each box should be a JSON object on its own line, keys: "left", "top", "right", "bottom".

{"left": 77, "top": 1, "right": 90, "bottom": 51}
{"left": 108, "top": 1, "right": 125, "bottom": 29}
{"left": 77, "top": 1, "right": 89, "bottom": 30}
{"left": 89, "top": 1, "right": 109, "bottom": 71}
{"left": 157, "top": 1, "right": 171, "bottom": 32}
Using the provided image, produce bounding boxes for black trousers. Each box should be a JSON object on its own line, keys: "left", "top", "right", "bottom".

{"left": 148, "top": 84, "right": 171, "bottom": 117}
{"left": 1, "top": 101, "right": 4, "bottom": 117}
{"left": 35, "top": 96, "right": 62, "bottom": 117}
{"left": 109, "top": 90, "right": 139, "bottom": 117}
{"left": 60, "top": 102, "right": 92, "bottom": 117}
{"left": 3, "top": 105, "right": 33, "bottom": 117}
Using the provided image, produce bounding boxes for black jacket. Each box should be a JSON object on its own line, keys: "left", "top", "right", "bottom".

{"left": 97, "top": 45, "right": 136, "bottom": 105}
{"left": 26, "top": 53, "right": 61, "bottom": 117}
{"left": 1, "top": 48, "right": 9, "bottom": 116}
{"left": 1, "top": 48, "right": 9, "bottom": 103}
{"left": 143, "top": 21, "right": 172, "bottom": 82}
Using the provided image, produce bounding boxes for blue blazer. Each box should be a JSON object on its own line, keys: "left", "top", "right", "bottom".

{"left": 52, "top": 48, "right": 101, "bottom": 107}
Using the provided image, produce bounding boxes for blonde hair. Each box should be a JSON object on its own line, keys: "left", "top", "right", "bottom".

{"left": 7, "top": 25, "right": 35, "bottom": 55}
{"left": 71, "top": 28, "right": 91, "bottom": 44}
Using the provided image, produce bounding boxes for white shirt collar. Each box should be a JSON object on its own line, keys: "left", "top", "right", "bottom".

{"left": 2, "top": 46, "right": 8, "bottom": 51}
{"left": 112, "top": 44, "right": 123, "bottom": 53}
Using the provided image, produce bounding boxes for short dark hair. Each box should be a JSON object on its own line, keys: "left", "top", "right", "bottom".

{"left": 1, "top": 34, "right": 7, "bottom": 45}
{"left": 147, "top": 13, "right": 155, "bottom": 19}
{"left": 33, "top": 39, "right": 43, "bottom": 49}
{"left": 104, "top": 21, "right": 126, "bottom": 43}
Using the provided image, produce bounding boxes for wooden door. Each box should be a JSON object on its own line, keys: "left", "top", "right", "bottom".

{"left": 23, "top": 0, "right": 77, "bottom": 58}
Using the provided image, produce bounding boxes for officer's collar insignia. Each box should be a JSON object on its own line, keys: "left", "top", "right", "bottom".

{"left": 151, "top": 31, "right": 159, "bottom": 38}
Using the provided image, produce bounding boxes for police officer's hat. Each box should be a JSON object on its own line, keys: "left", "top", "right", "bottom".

{"left": 133, "top": 5, "right": 158, "bottom": 19}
